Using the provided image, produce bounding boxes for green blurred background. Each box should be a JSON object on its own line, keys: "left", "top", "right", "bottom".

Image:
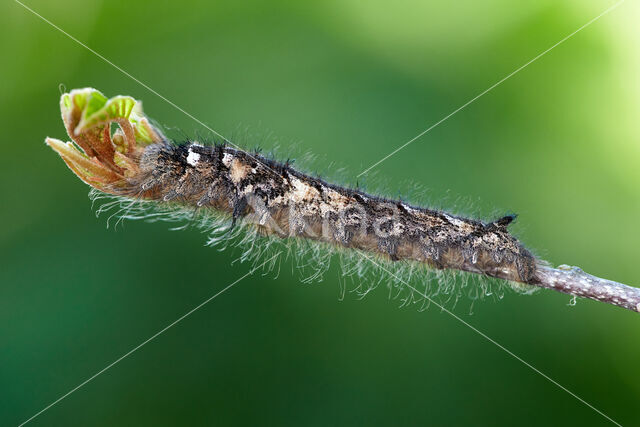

{"left": 1, "top": 0, "right": 639, "bottom": 425}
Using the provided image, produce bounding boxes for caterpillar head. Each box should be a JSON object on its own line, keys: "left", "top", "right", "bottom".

{"left": 46, "top": 88, "right": 163, "bottom": 194}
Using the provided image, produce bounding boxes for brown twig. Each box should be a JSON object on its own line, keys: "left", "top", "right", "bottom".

{"left": 532, "top": 265, "right": 640, "bottom": 313}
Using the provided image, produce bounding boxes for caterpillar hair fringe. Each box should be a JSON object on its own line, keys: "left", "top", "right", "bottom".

{"left": 46, "top": 88, "right": 640, "bottom": 313}
{"left": 88, "top": 188, "right": 524, "bottom": 310}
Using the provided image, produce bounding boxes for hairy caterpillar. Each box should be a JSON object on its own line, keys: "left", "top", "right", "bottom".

{"left": 141, "top": 142, "right": 535, "bottom": 282}
{"left": 47, "top": 88, "right": 640, "bottom": 312}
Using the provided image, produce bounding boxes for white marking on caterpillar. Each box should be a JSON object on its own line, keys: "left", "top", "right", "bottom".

{"left": 230, "top": 158, "right": 252, "bottom": 183}
{"left": 186, "top": 149, "right": 200, "bottom": 166}
{"left": 290, "top": 176, "right": 319, "bottom": 203}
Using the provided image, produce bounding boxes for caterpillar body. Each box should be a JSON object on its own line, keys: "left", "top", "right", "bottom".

{"left": 135, "top": 142, "right": 537, "bottom": 284}
{"left": 47, "top": 88, "right": 537, "bottom": 293}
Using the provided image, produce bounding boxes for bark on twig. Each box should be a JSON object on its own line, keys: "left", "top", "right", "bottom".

{"left": 532, "top": 265, "right": 640, "bottom": 313}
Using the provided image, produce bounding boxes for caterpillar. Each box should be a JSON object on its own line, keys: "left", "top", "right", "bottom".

{"left": 46, "top": 88, "right": 640, "bottom": 312}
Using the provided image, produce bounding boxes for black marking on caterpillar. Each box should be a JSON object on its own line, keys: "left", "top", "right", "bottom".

{"left": 114, "top": 140, "right": 538, "bottom": 285}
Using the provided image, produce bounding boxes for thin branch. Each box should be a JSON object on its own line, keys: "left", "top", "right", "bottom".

{"left": 532, "top": 265, "right": 640, "bottom": 313}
